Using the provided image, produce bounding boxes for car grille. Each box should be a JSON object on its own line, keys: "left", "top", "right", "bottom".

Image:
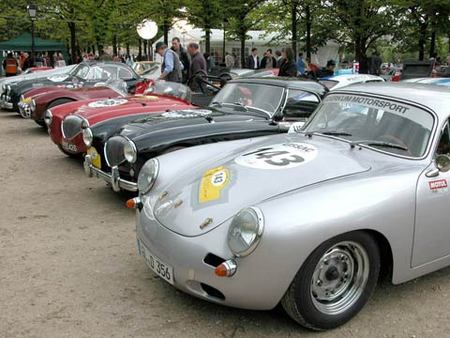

{"left": 62, "top": 115, "right": 83, "bottom": 139}
{"left": 104, "top": 136, "right": 128, "bottom": 167}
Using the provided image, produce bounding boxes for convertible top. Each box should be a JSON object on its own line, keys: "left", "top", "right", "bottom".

{"left": 228, "top": 77, "right": 328, "bottom": 96}
{"left": 333, "top": 82, "right": 450, "bottom": 118}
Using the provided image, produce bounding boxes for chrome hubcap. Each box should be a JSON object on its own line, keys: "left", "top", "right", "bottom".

{"left": 311, "top": 241, "right": 370, "bottom": 315}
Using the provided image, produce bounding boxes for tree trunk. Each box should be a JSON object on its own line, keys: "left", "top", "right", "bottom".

{"left": 68, "top": 21, "right": 77, "bottom": 64}
{"left": 126, "top": 43, "right": 130, "bottom": 57}
{"left": 418, "top": 21, "right": 427, "bottom": 61}
{"left": 163, "top": 20, "right": 169, "bottom": 45}
{"left": 205, "top": 28, "right": 211, "bottom": 55}
{"left": 143, "top": 40, "right": 147, "bottom": 59}
{"left": 355, "top": 36, "right": 368, "bottom": 74}
{"left": 291, "top": 1, "right": 298, "bottom": 59}
{"left": 429, "top": 29, "right": 436, "bottom": 58}
{"left": 92, "top": 45, "right": 96, "bottom": 55}
{"left": 240, "top": 35, "right": 246, "bottom": 68}
{"left": 305, "top": 4, "right": 312, "bottom": 60}
{"left": 138, "top": 39, "right": 142, "bottom": 60}
{"left": 112, "top": 34, "right": 118, "bottom": 56}
{"left": 148, "top": 40, "right": 152, "bottom": 61}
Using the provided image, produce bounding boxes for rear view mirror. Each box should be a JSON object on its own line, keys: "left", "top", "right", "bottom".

{"left": 436, "top": 154, "right": 450, "bottom": 172}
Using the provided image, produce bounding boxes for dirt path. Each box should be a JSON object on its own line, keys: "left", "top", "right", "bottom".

{"left": 0, "top": 110, "right": 449, "bottom": 338}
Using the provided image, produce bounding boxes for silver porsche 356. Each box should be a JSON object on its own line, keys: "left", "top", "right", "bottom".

{"left": 129, "top": 83, "right": 450, "bottom": 330}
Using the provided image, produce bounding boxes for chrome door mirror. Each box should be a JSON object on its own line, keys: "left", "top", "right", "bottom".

{"left": 436, "top": 154, "right": 450, "bottom": 172}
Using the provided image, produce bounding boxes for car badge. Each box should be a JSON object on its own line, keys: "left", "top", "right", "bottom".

{"left": 159, "top": 191, "right": 168, "bottom": 200}
{"left": 199, "top": 218, "right": 213, "bottom": 230}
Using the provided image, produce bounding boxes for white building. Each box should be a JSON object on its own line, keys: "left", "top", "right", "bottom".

{"left": 155, "top": 27, "right": 339, "bottom": 67}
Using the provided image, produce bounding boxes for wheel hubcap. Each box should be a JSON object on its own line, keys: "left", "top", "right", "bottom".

{"left": 310, "top": 241, "right": 370, "bottom": 315}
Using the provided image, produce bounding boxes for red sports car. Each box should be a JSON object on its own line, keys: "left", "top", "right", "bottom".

{"left": 18, "top": 79, "right": 151, "bottom": 125}
{"left": 46, "top": 82, "right": 195, "bottom": 156}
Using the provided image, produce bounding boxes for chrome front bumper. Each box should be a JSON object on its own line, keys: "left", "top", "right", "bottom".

{"left": 0, "top": 97, "right": 13, "bottom": 110}
{"left": 83, "top": 154, "right": 138, "bottom": 192}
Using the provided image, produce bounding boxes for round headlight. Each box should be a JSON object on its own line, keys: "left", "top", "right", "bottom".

{"left": 137, "top": 158, "right": 159, "bottom": 194}
{"left": 123, "top": 139, "right": 137, "bottom": 163}
{"left": 82, "top": 128, "right": 93, "bottom": 147}
{"left": 227, "top": 207, "right": 264, "bottom": 257}
{"left": 44, "top": 109, "right": 53, "bottom": 126}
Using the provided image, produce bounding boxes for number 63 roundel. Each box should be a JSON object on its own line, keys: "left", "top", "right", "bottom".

{"left": 235, "top": 143, "right": 318, "bottom": 170}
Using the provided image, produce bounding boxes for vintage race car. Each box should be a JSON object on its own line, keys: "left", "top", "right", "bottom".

{"left": 18, "top": 79, "right": 149, "bottom": 125}
{"left": 319, "top": 74, "right": 384, "bottom": 90}
{"left": 1, "top": 61, "right": 143, "bottom": 112}
{"left": 46, "top": 81, "right": 194, "bottom": 156}
{"left": 403, "top": 77, "right": 450, "bottom": 87}
{"left": 130, "top": 83, "right": 450, "bottom": 330}
{"left": 83, "top": 78, "right": 327, "bottom": 192}
{"left": 0, "top": 65, "right": 76, "bottom": 110}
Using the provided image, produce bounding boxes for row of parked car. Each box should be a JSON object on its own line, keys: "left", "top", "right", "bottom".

{"left": 1, "top": 61, "right": 450, "bottom": 331}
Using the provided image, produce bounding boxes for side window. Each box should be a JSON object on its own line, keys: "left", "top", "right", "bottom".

{"left": 436, "top": 122, "right": 450, "bottom": 155}
{"left": 283, "top": 90, "right": 320, "bottom": 119}
{"left": 118, "top": 67, "right": 134, "bottom": 80}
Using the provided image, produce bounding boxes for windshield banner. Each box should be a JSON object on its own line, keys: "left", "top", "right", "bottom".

{"left": 327, "top": 95, "right": 410, "bottom": 114}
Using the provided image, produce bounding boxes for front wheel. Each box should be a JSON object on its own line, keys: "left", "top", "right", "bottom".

{"left": 281, "top": 231, "right": 380, "bottom": 331}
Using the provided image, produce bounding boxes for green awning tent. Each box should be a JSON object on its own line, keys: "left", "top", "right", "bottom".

{"left": 0, "top": 32, "right": 69, "bottom": 75}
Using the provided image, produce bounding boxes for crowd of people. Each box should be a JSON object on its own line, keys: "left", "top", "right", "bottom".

{"left": 2, "top": 51, "right": 65, "bottom": 76}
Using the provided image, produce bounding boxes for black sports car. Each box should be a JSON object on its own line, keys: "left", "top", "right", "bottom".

{"left": 83, "top": 78, "right": 328, "bottom": 192}
{"left": 0, "top": 61, "right": 143, "bottom": 111}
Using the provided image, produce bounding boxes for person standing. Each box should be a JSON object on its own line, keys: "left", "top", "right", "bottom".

{"left": 171, "top": 37, "right": 190, "bottom": 84}
{"left": 278, "top": 47, "right": 297, "bottom": 77}
{"left": 275, "top": 50, "right": 283, "bottom": 68}
{"left": 156, "top": 41, "right": 182, "bottom": 83}
{"left": 225, "top": 52, "right": 234, "bottom": 68}
{"left": 3, "top": 53, "right": 19, "bottom": 77}
{"left": 246, "top": 48, "right": 260, "bottom": 69}
{"left": 260, "top": 49, "right": 277, "bottom": 69}
{"left": 296, "top": 52, "right": 306, "bottom": 75}
{"left": 187, "top": 42, "right": 207, "bottom": 91}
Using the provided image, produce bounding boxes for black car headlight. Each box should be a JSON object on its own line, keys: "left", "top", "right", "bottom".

{"left": 137, "top": 158, "right": 159, "bottom": 195}
{"left": 82, "top": 127, "right": 93, "bottom": 147}
{"left": 123, "top": 139, "right": 137, "bottom": 163}
{"left": 44, "top": 109, "right": 53, "bottom": 126}
{"left": 227, "top": 207, "right": 264, "bottom": 257}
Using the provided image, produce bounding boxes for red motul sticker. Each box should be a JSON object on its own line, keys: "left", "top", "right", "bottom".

{"left": 428, "top": 179, "right": 448, "bottom": 191}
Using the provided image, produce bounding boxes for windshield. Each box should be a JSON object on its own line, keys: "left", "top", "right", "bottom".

{"left": 210, "top": 82, "right": 284, "bottom": 117}
{"left": 103, "top": 79, "right": 128, "bottom": 96}
{"left": 146, "top": 80, "right": 192, "bottom": 101}
{"left": 304, "top": 94, "right": 434, "bottom": 157}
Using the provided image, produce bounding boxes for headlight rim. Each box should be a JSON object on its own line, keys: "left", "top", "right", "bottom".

{"left": 123, "top": 137, "right": 138, "bottom": 164}
{"left": 82, "top": 127, "right": 93, "bottom": 147}
{"left": 44, "top": 109, "right": 53, "bottom": 126}
{"left": 137, "top": 158, "right": 159, "bottom": 195}
{"left": 227, "top": 206, "right": 265, "bottom": 258}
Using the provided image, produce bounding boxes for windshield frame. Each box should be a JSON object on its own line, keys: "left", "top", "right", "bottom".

{"left": 302, "top": 91, "right": 438, "bottom": 160}
{"left": 210, "top": 81, "right": 286, "bottom": 118}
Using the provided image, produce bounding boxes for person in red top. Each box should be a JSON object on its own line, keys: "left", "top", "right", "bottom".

{"left": 3, "top": 53, "right": 19, "bottom": 77}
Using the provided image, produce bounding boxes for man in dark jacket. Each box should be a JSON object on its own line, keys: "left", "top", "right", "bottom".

{"left": 246, "top": 48, "right": 260, "bottom": 69}
{"left": 187, "top": 42, "right": 207, "bottom": 91}
{"left": 171, "top": 37, "right": 190, "bottom": 84}
{"left": 156, "top": 41, "right": 182, "bottom": 82}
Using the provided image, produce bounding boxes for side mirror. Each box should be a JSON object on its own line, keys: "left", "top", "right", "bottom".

{"left": 436, "top": 154, "right": 450, "bottom": 172}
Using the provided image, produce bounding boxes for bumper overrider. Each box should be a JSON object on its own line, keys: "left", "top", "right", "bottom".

{"left": 83, "top": 154, "right": 138, "bottom": 192}
{"left": 0, "top": 92, "right": 13, "bottom": 110}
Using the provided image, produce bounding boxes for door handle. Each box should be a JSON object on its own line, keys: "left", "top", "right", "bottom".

{"left": 425, "top": 168, "right": 440, "bottom": 178}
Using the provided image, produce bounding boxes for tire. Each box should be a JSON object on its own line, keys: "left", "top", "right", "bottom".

{"left": 57, "top": 144, "right": 81, "bottom": 159}
{"left": 34, "top": 119, "right": 46, "bottom": 127}
{"left": 281, "top": 231, "right": 380, "bottom": 331}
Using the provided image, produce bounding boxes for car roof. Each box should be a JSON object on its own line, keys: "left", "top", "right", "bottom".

{"left": 329, "top": 74, "right": 384, "bottom": 82}
{"left": 228, "top": 77, "right": 328, "bottom": 96}
{"left": 332, "top": 82, "right": 450, "bottom": 118}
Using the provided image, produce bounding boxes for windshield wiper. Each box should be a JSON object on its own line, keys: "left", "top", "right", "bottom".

{"left": 210, "top": 101, "right": 223, "bottom": 108}
{"left": 352, "top": 140, "right": 409, "bottom": 151}
{"left": 321, "top": 131, "right": 353, "bottom": 136}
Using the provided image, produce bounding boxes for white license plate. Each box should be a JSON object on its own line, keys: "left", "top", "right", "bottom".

{"left": 62, "top": 140, "right": 78, "bottom": 153}
{"left": 139, "top": 240, "right": 174, "bottom": 285}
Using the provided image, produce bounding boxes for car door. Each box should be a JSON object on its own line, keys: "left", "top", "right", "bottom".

{"left": 413, "top": 119, "right": 450, "bottom": 267}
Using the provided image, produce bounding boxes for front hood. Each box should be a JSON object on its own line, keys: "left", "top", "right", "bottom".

{"left": 77, "top": 95, "right": 194, "bottom": 125}
{"left": 152, "top": 134, "right": 371, "bottom": 237}
{"left": 120, "top": 108, "right": 265, "bottom": 140}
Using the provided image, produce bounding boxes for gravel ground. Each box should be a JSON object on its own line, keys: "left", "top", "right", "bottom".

{"left": 0, "top": 110, "right": 449, "bottom": 338}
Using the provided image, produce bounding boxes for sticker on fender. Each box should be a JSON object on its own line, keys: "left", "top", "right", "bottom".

{"left": 235, "top": 143, "right": 317, "bottom": 170}
{"left": 199, "top": 166, "right": 230, "bottom": 203}
{"left": 429, "top": 179, "right": 448, "bottom": 192}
